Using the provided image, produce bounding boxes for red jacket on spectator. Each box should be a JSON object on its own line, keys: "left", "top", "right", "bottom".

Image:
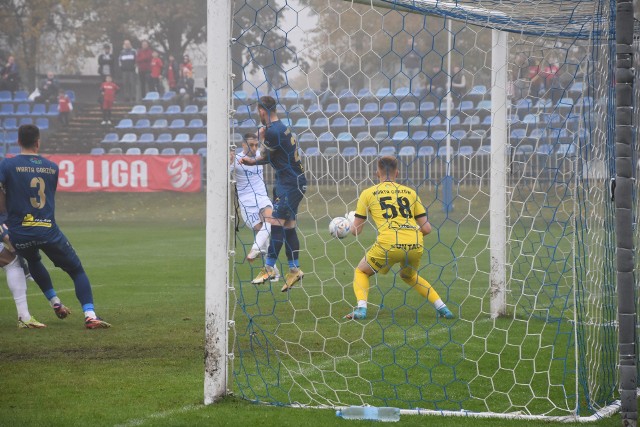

{"left": 101, "top": 81, "right": 120, "bottom": 110}
{"left": 136, "top": 47, "right": 153, "bottom": 73}
{"left": 151, "top": 57, "right": 164, "bottom": 79}
{"left": 58, "top": 94, "right": 71, "bottom": 113}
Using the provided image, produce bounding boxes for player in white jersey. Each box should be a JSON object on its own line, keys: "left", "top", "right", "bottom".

{"left": 230, "top": 133, "right": 279, "bottom": 279}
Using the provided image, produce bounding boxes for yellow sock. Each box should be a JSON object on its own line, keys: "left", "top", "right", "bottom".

{"left": 353, "top": 268, "right": 370, "bottom": 303}
{"left": 402, "top": 274, "right": 441, "bottom": 305}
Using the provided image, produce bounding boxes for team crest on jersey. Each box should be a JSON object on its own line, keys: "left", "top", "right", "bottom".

{"left": 29, "top": 158, "right": 43, "bottom": 164}
{"left": 21, "top": 214, "right": 52, "bottom": 227}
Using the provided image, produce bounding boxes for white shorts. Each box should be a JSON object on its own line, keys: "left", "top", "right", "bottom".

{"left": 239, "top": 195, "right": 272, "bottom": 229}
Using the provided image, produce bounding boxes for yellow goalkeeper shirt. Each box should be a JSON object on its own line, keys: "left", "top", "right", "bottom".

{"left": 355, "top": 181, "right": 427, "bottom": 247}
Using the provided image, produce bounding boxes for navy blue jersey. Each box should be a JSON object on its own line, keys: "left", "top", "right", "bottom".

{"left": 263, "top": 120, "right": 307, "bottom": 190}
{"left": 0, "top": 154, "right": 58, "bottom": 236}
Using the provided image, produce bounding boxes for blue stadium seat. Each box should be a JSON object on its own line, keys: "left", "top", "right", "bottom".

{"left": 323, "top": 146, "right": 339, "bottom": 156}
{"left": 304, "top": 147, "right": 320, "bottom": 156}
{"left": 515, "top": 144, "right": 534, "bottom": 155}
{"left": 412, "top": 130, "right": 428, "bottom": 142}
{"left": 431, "top": 130, "right": 447, "bottom": 142}
{"left": 510, "top": 128, "right": 527, "bottom": 139}
{"left": 529, "top": 128, "right": 546, "bottom": 140}
{"left": 2, "top": 117, "right": 17, "bottom": 130}
{"left": 425, "top": 115, "right": 442, "bottom": 127}
{"left": 126, "top": 147, "right": 142, "bottom": 155}
{"left": 178, "top": 147, "right": 194, "bottom": 155}
{"left": 187, "top": 119, "right": 204, "bottom": 128}
{"left": 354, "top": 132, "right": 371, "bottom": 142}
{"left": 169, "top": 119, "right": 186, "bottom": 129}
{"left": 437, "top": 146, "right": 454, "bottom": 157}
{"left": 459, "top": 101, "right": 474, "bottom": 112}
{"left": 369, "top": 116, "right": 385, "bottom": 133}
{"left": 476, "top": 100, "right": 492, "bottom": 111}
{"left": 120, "top": 133, "right": 137, "bottom": 143}
{"left": 233, "top": 90, "right": 247, "bottom": 101}
{"left": 324, "top": 103, "right": 340, "bottom": 115}
{"left": 31, "top": 104, "right": 46, "bottom": 115}
{"left": 280, "top": 118, "right": 291, "bottom": 127}
{"left": 90, "top": 147, "right": 106, "bottom": 155}
{"left": 173, "top": 133, "right": 190, "bottom": 143}
{"left": 394, "top": 87, "right": 410, "bottom": 98}
{"left": 452, "top": 130, "right": 466, "bottom": 141}
{"left": 101, "top": 133, "right": 119, "bottom": 144}
{"left": 15, "top": 104, "right": 30, "bottom": 115}
{"left": 183, "top": 105, "right": 199, "bottom": 115}
{"left": 361, "top": 102, "right": 379, "bottom": 117}
{"left": 373, "top": 130, "right": 389, "bottom": 143}
{"left": 35, "top": 118, "right": 49, "bottom": 130}
{"left": 331, "top": 117, "right": 348, "bottom": 133}
{"left": 375, "top": 87, "right": 392, "bottom": 98}
{"left": 356, "top": 88, "right": 374, "bottom": 101}
{"left": 311, "top": 117, "right": 329, "bottom": 133}
{"left": 152, "top": 119, "right": 168, "bottom": 129}
{"left": 419, "top": 101, "right": 435, "bottom": 114}
{"left": 293, "top": 118, "right": 310, "bottom": 132}
{"left": 161, "top": 147, "right": 176, "bottom": 155}
{"left": 318, "top": 132, "right": 335, "bottom": 144}
{"left": 144, "top": 147, "right": 160, "bottom": 155}
{"left": 138, "top": 133, "right": 155, "bottom": 144}
{"left": 0, "top": 104, "right": 14, "bottom": 116}
{"left": 349, "top": 116, "right": 367, "bottom": 133}
{"left": 398, "top": 146, "right": 416, "bottom": 157}
{"left": 469, "top": 85, "right": 487, "bottom": 96}
{"left": 449, "top": 116, "right": 460, "bottom": 126}
{"left": 46, "top": 104, "right": 58, "bottom": 116}
{"left": 130, "top": 105, "right": 146, "bottom": 115}
{"left": 115, "top": 119, "right": 133, "bottom": 129}
{"left": 13, "top": 91, "right": 28, "bottom": 102}
{"left": 463, "top": 116, "right": 480, "bottom": 126}
{"left": 522, "top": 114, "right": 538, "bottom": 125}
{"left": 142, "top": 91, "right": 160, "bottom": 102}
{"left": 199, "top": 105, "right": 207, "bottom": 114}
{"left": 0, "top": 91, "right": 11, "bottom": 102}
{"left": 156, "top": 133, "right": 172, "bottom": 144}
{"left": 482, "top": 116, "right": 492, "bottom": 126}
{"left": 342, "top": 147, "right": 358, "bottom": 157}
{"left": 298, "top": 133, "right": 316, "bottom": 147}
{"left": 336, "top": 132, "right": 353, "bottom": 144}
{"left": 8, "top": 145, "right": 21, "bottom": 154}
{"left": 148, "top": 105, "right": 164, "bottom": 115}
{"left": 417, "top": 146, "right": 435, "bottom": 157}
{"left": 380, "top": 102, "right": 398, "bottom": 115}
{"left": 342, "top": 103, "right": 359, "bottom": 116}
{"left": 165, "top": 105, "right": 181, "bottom": 115}
{"left": 306, "top": 103, "right": 321, "bottom": 116}
{"left": 196, "top": 147, "right": 207, "bottom": 157}
{"left": 400, "top": 101, "right": 416, "bottom": 115}
{"left": 162, "top": 91, "right": 176, "bottom": 102}
{"left": 361, "top": 146, "right": 377, "bottom": 156}
{"left": 191, "top": 133, "right": 207, "bottom": 144}
{"left": 536, "top": 144, "right": 554, "bottom": 155}
{"left": 338, "top": 89, "right": 356, "bottom": 104}
{"left": 108, "top": 147, "right": 123, "bottom": 154}
{"left": 379, "top": 146, "right": 396, "bottom": 156}
{"left": 134, "top": 119, "right": 151, "bottom": 129}
{"left": 19, "top": 118, "right": 32, "bottom": 126}
{"left": 5, "top": 131, "right": 17, "bottom": 144}
{"left": 65, "top": 90, "right": 75, "bottom": 102}
{"left": 392, "top": 131, "right": 408, "bottom": 143}
{"left": 458, "top": 145, "right": 474, "bottom": 156}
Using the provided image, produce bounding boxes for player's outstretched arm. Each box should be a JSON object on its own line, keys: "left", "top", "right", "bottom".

{"left": 351, "top": 216, "right": 366, "bottom": 236}
{"left": 415, "top": 215, "right": 431, "bottom": 236}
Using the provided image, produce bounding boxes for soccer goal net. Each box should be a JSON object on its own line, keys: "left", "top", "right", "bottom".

{"left": 210, "top": 0, "right": 637, "bottom": 420}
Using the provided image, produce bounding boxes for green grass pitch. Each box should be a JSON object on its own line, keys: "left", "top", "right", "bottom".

{"left": 0, "top": 192, "right": 626, "bottom": 426}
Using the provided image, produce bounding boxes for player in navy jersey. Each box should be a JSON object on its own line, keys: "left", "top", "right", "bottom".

{"left": 240, "top": 96, "right": 306, "bottom": 291}
{"left": 0, "top": 124, "right": 110, "bottom": 329}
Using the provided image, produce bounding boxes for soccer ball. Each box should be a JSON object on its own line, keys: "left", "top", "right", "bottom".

{"left": 329, "top": 217, "right": 351, "bottom": 239}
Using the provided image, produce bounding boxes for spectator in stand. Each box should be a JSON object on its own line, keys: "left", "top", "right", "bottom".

{"left": 150, "top": 50, "right": 164, "bottom": 95}
{"left": 57, "top": 89, "right": 72, "bottom": 127}
{"left": 527, "top": 57, "right": 544, "bottom": 99}
{"left": 0, "top": 55, "right": 20, "bottom": 93}
{"left": 118, "top": 39, "right": 136, "bottom": 102}
{"left": 36, "top": 71, "right": 59, "bottom": 104}
{"left": 429, "top": 65, "right": 446, "bottom": 98}
{"left": 98, "top": 43, "right": 115, "bottom": 78}
{"left": 510, "top": 52, "right": 530, "bottom": 102}
{"left": 136, "top": 40, "right": 153, "bottom": 98}
{"left": 179, "top": 54, "right": 194, "bottom": 97}
{"left": 165, "top": 54, "right": 179, "bottom": 93}
{"left": 100, "top": 75, "right": 120, "bottom": 126}
{"left": 451, "top": 65, "right": 468, "bottom": 99}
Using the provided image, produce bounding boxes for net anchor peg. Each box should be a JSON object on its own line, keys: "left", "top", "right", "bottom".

{"left": 227, "top": 353, "right": 235, "bottom": 360}
{"left": 229, "top": 250, "right": 235, "bottom": 257}
{"left": 229, "top": 109, "right": 236, "bottom": 116}
{"left": 227, "top": 320, "right": 235, "bottom": 329}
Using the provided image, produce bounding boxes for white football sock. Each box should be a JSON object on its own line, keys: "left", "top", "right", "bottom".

{"left": 84, "top": 310, "right": 96, "bottom": 319}
{"left": 4, "top": 257, "right": 31, "bottom": 320}
{"left": 357, "top": 300, "right": 367, "bottom": 309}
{"left": 49, "top": 296, "right": 61, "bottom": 307}
{"left": 255, "top": 222, "right": 271, "bottom": 254}
{"left": 434, "top": 299, "right": 446, "bottom": 310}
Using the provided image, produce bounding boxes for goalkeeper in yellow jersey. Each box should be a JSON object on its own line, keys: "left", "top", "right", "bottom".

{"left": 346, "top": 156, "right": 454, "bottom": 320}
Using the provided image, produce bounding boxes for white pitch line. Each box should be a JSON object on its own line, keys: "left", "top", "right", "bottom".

{"left": 0, "top": 284, "right": 106, "bottom": 301}
{"left": 113, "top": 404, "right": 205, "bottom": 427}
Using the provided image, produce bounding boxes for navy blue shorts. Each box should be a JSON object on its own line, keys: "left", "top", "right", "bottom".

{"left": 12, "top": 228, "right": 83, "bottom": 273}
{"left": 273, "top": 186, "right": 305, "bottom": 220}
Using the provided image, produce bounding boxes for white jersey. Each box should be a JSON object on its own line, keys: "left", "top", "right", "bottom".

{"left": 231, "top": 150, "right": 270, "bottom": 208}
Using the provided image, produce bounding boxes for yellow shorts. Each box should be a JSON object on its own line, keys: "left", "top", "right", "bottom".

{"left": 365, "top": 242, "right": 423, "bottom": 274}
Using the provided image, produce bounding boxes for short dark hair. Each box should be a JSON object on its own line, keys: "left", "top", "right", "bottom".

{"left": 243, "top": 133, "right": 257, "bottom": 141}
{"left": 377, "top": 155, "right": 398, "bottom": 178}
{"left": 18, "top": 124, "right": 40, "bottom": 149}
{"left": 258, "top": 96, "right": 277, "bottom": 112}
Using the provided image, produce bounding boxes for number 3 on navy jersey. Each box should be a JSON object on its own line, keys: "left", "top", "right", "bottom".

{"left": 30, "top": 177, "right": 46, "bottom": 209}
{"left": 379, "top": 196, "right": 412, "bottom": 219}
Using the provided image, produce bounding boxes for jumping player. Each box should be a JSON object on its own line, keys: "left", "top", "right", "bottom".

{"left": 346, "top": 156, "right": 454, "bottom": 320}
{"left": 239, "top": 96, "right": 306, "bottom": 292}
{"left": 0, "top": 124, "right": 111, "bottom": 329}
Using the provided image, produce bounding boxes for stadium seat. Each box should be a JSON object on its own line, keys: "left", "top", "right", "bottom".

{"left": 143, "top": 147, "right": 160, "bottom": 155}
{"left": 476, "top": 100, "right": 492, "bottom": 112}
{"left": 522, "top": 114, "right": 538, "bottom": 125}
{"left": 356, "top": 88, "right": 374, "bottom": 101}
{"left": 31, "top": 104, "right": 46, "bottom": 115}
{"left": 337, "top": 89, "right": 356, "bottom": 104}
{"left": 90, "top": 147, "right": 106, "bottom": 155}
{"left": 142, "top": 91, "right": 160, "bottom": 102}
{"left": 510, "top": 128, "right": 527, "bottom": 140}
{"left": 108, "top": 147, "right": 123, "bottom": 155}
{"left": 375, "top": 87, "right": 392, "bottom": 98}
{"left": 419, "top": 101, "right": 435, "bottom": 114}
{"left": 0, "top": 91, "right": 11, "bottom": 102}
{"left": 148, "top": 105, "right": 164, "bottom": 115}
{"left": 187, "top": 118, "right": 204, "bottom": 129}
{"left": 182, "top": 105, "right": 199, "bottom": 115}
{"left": 417, "top": 146, "right": 435, "bottom": 157}
{"left": 169, "top": 119, "right": 186, "bottom": 129}
{"left": 134, "top": 119, "right": 151, "bottom": 129}
{"left": 437, "top": 146, "right": 454, "bottom": 157}
{"left": 191, "top": 133, "right": 207, "bottom": 144}
{"left": 18, "top": 118, "right": 33, "bottom": 126}
{"left": 200, "top": 105, "right": 207, "bottom": 114}
{"left": 129, "top": 105, "right": 147, "bottom": 115}
{"left": 515, "top": 144, "right": 534, "bottom": 155}
{"left": 458, "top": 145, "right": 474, "bottom": 156}
{"left": 469, "top": 85, "right": 487, "bottom": 96}
{"left": 293, "top": 118, "right": 310, "bottom": 132}
{"left": 463, "top": 116, "right": 480, "bottom": 126}
{"left": 431, "top": 130, "right": 447, "bottom": 142}
{"left": 298, "top": 132, "right": 316, "bottom": 146}
{"left": 311, "top": 117, "right": 329, "bottom": 133}
{"left": 35, "top": 118, "right": 49, "bottom": 130}
{"left": 529, "top": 128, "right": 547, "bottom": 140}
{"left": 306, "top": 103, "right": 322, "bottom": 116}
{"left": 349, "top": 116, "right": 367, "bottom": 133}
{"left": 304, "top": 147, "right": 320, "bottom": 156}
{"left": 161, "top": 147, "right": 176, "bottom": 155}
{"left": 394, "top": 87, "right": 411, "bottom": 98}
{"left": 318, "top": 132, "right": 336, "bottom": 144}
{"left": 379, "top": 146, "right": 396, "bottom": 157}
{"left": 536, "top": 144, "right": 554, "bottom": 155}
{"left": 7, "top": 145, "right": 20, "bottom": 154}
{"left": 324, "top": 103, "right": 340, "bottom": 115}
{"left": 101, "top": 133, "right": 119, "bottom": 144}
{"left": 331, "top": 117, "right": 348, "bottom": 133}
{"left": 173, "top": 133, "right": 190, "bottom": 143}
{"left": 373, "top": 130, "right": 389, "bottom": 143}
{"left": 2, "top": 117, "right": 17, "bottom": 130}
{"left": 452, "top": 130, "right": 467, "bottom": 141}
{"left": 392, "top": 131, "right": 408, "bottom": 143}
{"left": 138, "top": 133, "right": 155, "bottom": 144}
{"left": 342, "top": 147, "right": 358, "bottom": 157}
{"left": 152, "top": 119, "right": 168, "bottom": 129}
{"left": 398, "top": 146, "right": 416, "bottom": 157}
{"left": 0, "top": 104, "right": 14, "bottom": 116}
{"left": 233, "top": 90, "right": 247, "bottom": 101}
{"left": 13, "top": 91, "right": 28, "bottom": 102}
{"left": 46, "top": 104, "right": 59, "bottom": 116}
{"left": 156, "top": 133, "right": 172, "bottom": 144}
{"left": 280, "top": 118, "right": 292, "bottom": 128}
{"left": 380, "top": 102, "right": 398, "bottom": 116}
{"left": 5, "top": 131, "right": 18, "bottom": 144}
{"left": 482, "top": 116, "right": 492, "bottom": 126}
{"left": 115, "top": 119, "right": 133, "bottom": 129}
{"left": 178, "top": 147, "right": 195, "bottom": 155}
{"left": 425, "top": 115, "right": 442, "bottom": 127}
{"left": 477, "top": 145, "right": 491, "bottom": 155}
{"left": 400, "top": 101, "right": 416, "bottom": 116}
{"left": 411, "top": 130, "right": 428, "bottom": 142}
{"left": 361, "top": 146, "right": 377, "bottom": 156}
{"left": 369, "top": 116, "right": 385, "bottom": 133}
{"left": 126, "top": 147, "right": 142, "bottom": 155}
{"left": 65, "top": 90, "right": 76, "bottom": 102}
{"left": 323, "top": 146, "right": 339, "bottom": 156}
{"left": 165, "top": 105, "right": 181, "bottom": 115}
{"left": 162, "top": 91, "right": 176, "bottom": 102}
{"left": 459, "top": 100, "right": 474, "bottom": 112}
{"left": 342, "top": 103, "right": 359, "bottom": 116}
{"left": 15, "top": 104, "right": 30, "bottom": 115}
{"left": 196, "top": 147, "right": 207, "bottom": 157}
{"left": 120, "top": 133, "right": 137, "bottom": 143}
{"left": 361, "top": 102, "right": 379, "bottom": 117}
{"left": 336, "top": 132, "right": 354, "bottom": 144}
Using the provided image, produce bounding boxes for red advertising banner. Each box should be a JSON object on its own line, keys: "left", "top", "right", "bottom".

{"left": 46, "top": 155, "right": 202, "bottom": 193}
